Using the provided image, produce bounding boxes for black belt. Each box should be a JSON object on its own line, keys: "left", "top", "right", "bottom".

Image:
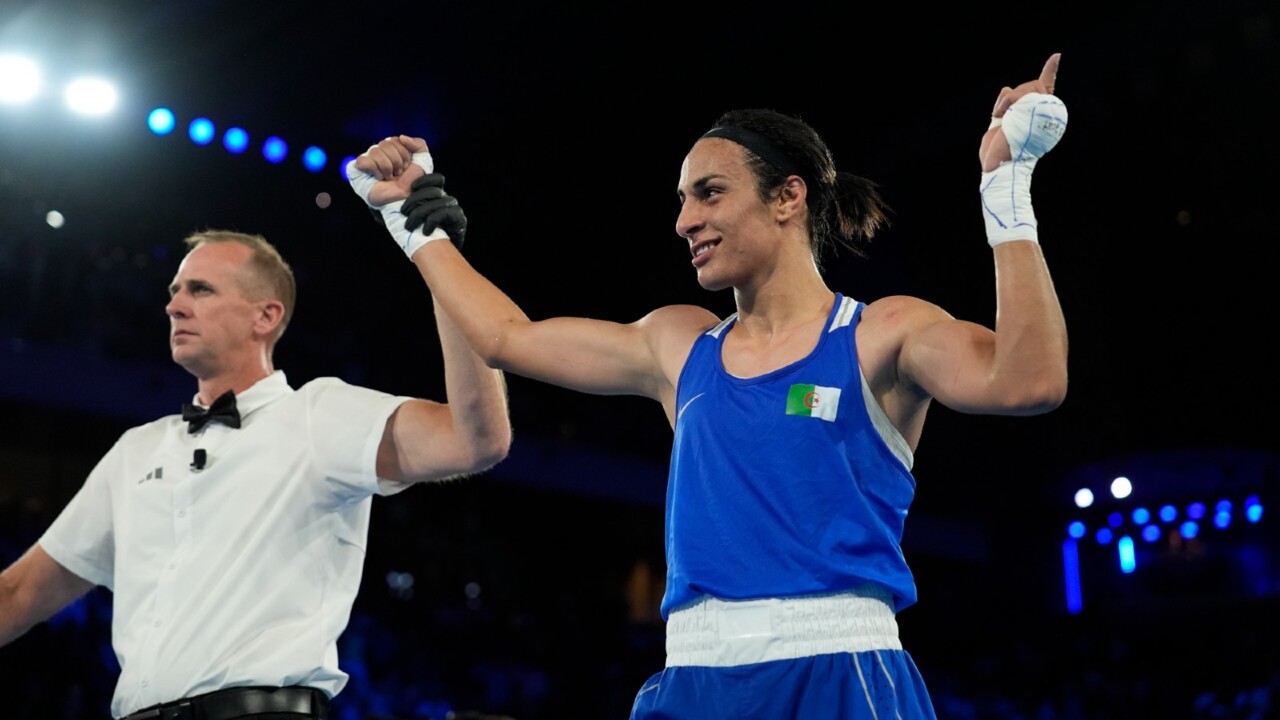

{"left": 122, "top": 685, "right": 328, "bottom": 720}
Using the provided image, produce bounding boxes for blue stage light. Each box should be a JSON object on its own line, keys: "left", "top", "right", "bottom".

{"left": 1117, "top": 536, "right": 1135, "bottom": 573}
{"left": 263, "top": 136, "right": 288, "bottom": 164}
{"left": 1214, "top": 510, "right": 1231, "bottom": 530}
{"left": 148, "top": 108, "right": 175, "bottom": 135}
{"left": 1067, "top": 520, "right": 1086, "bottom": 539}
{"left": 223, "top": 127, "right": 249, "bottom": 154}
{"left": 1142, "top": 524, "right": 1161, "bottom": 543}
{"left": 1180, "top": 520, "right": 1199, "bottom": 539}
{"left": 303, "top": 146, "right": 326, "bottom": 173}
{"left": 1245, "top": 495, "right": 1263, "bottom": 523}
{"left": 188, "top": 118, "right": 215, "bottom": 145}
{"left": 1062, "top": 539, "right": 1082, "bottom": 614}
{"left": 340, "top": 155, "right": 357, "bottom": 181}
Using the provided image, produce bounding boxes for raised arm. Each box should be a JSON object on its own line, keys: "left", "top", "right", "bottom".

{"left": 375, "top": 294, "right": 513, "bottom": 483}
{"left": 897, "top": 53, "right": 1069, "bottom": 416}
{"left": 348, "top": 137, "right": 718, "bottom": 412}
{"left": 0, "top": 544, "right": 94, "bottom": 648}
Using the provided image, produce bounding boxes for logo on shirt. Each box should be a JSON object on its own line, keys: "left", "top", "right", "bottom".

{"left": 138, "top": 466, "right": 164, "bottom": 484}
{"left": 677, "top": 393, "right": 706, "bottom": 421}
{"left": 785, "top": 384, "right": 841, "bottom": 422}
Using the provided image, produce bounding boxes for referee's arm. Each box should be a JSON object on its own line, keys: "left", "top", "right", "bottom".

{"left": 375, "top": 301, "right": 511, "bottom": 485}
{"left": 0, "top": 544, "right": 94, "bottom": 647}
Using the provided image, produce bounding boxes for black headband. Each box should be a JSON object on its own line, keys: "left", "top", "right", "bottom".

{"left": 701, "top": 125, "right": 803, "bottom": 179}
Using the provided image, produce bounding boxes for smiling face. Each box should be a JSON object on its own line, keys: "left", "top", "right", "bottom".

{"left": 165, "top": 241, "right": 268, "bottom": 378}
{"left": 675, "top": 138, "right": 785, "bottom": 292}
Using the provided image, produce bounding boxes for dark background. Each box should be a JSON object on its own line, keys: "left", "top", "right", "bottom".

{"left": 1, "top": 1, "right": 1278, "bottom": 718}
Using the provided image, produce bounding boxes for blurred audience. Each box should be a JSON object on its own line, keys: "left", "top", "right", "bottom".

{"left": 2, "top": 489, "right": 1277, "bottom": 720}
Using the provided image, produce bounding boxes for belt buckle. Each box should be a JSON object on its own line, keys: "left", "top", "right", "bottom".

{"left": 164, "top": 700, "right": 195, "bottom": 720}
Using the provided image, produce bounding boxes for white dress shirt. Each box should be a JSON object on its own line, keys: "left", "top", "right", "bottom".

{"left": 39, "top": 370, "right": 411, "bottom": 718}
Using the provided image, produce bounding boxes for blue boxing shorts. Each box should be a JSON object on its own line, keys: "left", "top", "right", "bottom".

{"left": 630, "top": 590, "right": 937, "bottom": 719}
{"left": 629, "top": 650, "right": 936, "bottom": 719}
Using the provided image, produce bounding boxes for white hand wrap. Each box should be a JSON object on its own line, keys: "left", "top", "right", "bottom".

{"left": 346, "top": 151, "right": 451, "bottom": 260}
{"left": 980, "top": 92, "right": 1068, "bottom": 247}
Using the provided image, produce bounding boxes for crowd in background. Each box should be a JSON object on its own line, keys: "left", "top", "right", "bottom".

{"left": 3, "top": 478, "right": 1276, "bottom": 720}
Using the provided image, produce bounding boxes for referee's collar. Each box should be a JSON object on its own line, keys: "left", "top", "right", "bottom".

{"left": 187, "top": 370, "right": 292, "bottom": 421}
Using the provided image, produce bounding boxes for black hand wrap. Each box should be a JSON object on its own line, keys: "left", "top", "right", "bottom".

{"left": 401, "top": 173, "right": 467, "bottom": 250}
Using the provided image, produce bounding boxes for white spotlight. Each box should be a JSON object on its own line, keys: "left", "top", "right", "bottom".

{"left": 65, "top": 76, "right": 118, "bottom": 116}
{"left": 0, "top": 54, "right": 41, "bottom": 103}
{"left": 46, "top": 210, "right": 65, "bottom": 229}
{"left": 1110, "top": 476, "right": 1133, "bottom": 500}
{"left": 1074, "top": 487, "right": 1095, "bottom": 509}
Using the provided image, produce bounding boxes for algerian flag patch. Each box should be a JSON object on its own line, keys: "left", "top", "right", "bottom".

{"left": 785, "top": 384, "right": 841, "bottom": 422}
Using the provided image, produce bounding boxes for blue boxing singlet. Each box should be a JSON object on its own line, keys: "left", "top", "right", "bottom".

{"left": 663, "top": 293, "right": 918, "bottom": 617}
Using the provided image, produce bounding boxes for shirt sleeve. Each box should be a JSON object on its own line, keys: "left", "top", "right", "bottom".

{"left": 37, "top": 436, "right": 124, "bottom": 590}
{"left": 304, "top": 377, "right": 414, "bottom": 502}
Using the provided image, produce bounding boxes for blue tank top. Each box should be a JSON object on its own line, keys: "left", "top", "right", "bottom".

{"left": 663, "top": 294, "right": 918, "bottom": 618}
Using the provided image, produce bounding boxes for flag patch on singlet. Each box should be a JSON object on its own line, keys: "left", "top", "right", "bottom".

{"left": 785, "top": 384, "right": 841, "bottom": 422}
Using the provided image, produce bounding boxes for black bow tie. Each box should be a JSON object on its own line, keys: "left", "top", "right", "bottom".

{"left": 182, "top": 390, "right": 242, "bottom": 434}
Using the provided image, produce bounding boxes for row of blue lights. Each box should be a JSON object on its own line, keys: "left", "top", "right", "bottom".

{"left": 1062, "top": 494, "right": 1266, "bottom": 615}
{"left": 147, "top": 108, "right": 355, "bottom": 178}
{"left": 1065, "top": 494, "right": 1262, "bottom": 541}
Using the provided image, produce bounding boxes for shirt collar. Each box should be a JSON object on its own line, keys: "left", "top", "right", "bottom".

{"left": 189, "top": 370, "right": 293, "bottom": 419}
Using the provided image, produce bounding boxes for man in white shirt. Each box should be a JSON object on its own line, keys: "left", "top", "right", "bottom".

{"left": 0, "top": 222, "right": 511, "bottom": 719}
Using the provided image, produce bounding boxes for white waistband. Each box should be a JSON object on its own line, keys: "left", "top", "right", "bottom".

{"left": 665, "top": 588, "right": 901, "bottom": 667}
